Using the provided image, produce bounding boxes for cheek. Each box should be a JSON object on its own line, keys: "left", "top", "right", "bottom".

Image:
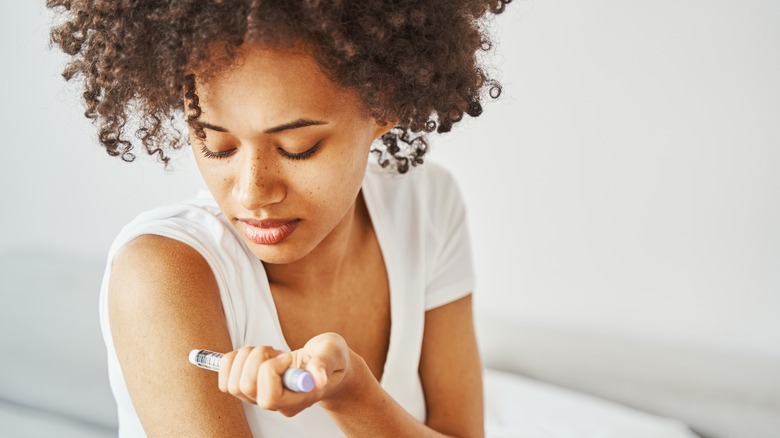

{"left": 295, "top": 164, "right": 360, "bottom": 208}
{"left": 194, "top": 159, "right": 230, "bottom": 194}
{"left": 293, "top": 145, "right": 369, "bottom": 212}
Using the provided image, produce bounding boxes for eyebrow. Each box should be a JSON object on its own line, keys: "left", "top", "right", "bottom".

{"left": 199, "top": 118, "right": 328, "bottom": 134}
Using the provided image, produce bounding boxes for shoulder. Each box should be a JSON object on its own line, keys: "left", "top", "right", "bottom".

{"left": 107, "top": 234, "right": 251, "bottom": 435}
{"left": 108, "top": 194, "right": 241, "bottom": 271}
{"left": 364, "top": 161, "right": 469, "bottom": 242}
{"left": 108, "top": 195, "right": 227, "bottom": 311}
{"left": 107, "top": 233, "right": 223, "bottom": 347}
{"left": 108, "top": 234, "right": 224, "bottom": 357}
{"left": 111, "top": 233, "right": 215, "bottom": 297}
{"left": 104, "top": 193, "right": 253, "bottom": 343}
{"left": 117, "top": 194, "right": 229, "bottom": 243}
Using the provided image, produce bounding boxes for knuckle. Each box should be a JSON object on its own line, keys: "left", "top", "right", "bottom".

{"left": 325, "top": 332, "right": 341, "bottom": 340}
{"left": 220, "top": 351, "right": 236, "bottom": 367}
{"left": 323, "top": 332, "right": 345, "bottom": 347}
{"left": 255, "top": 395, "right": 276, "bottom": 411}
{"left": 227, "top": 380, "right": 241, "bottom": 396}
{"left": 258, "top": 346, "right": 278, "bottom": 358}
{"left": 223, "top": 350, "right": 237, "bottom": 360}
{"left": 239, "top": 378, "right": 256, "bottom": 398}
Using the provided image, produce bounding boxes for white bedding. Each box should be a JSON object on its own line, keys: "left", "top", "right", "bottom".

{"left": 484, "top": 369, "right": 697, "bottom": 438}
{"left": 0, "top": 399, "right": 114, "bottom": 438}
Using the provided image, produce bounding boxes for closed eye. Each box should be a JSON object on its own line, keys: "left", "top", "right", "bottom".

{"left": 278, "top": 141, "right": 322, "bottom": 160}
{"left": 200, "top": 145, "right": 236, "bottom": 159}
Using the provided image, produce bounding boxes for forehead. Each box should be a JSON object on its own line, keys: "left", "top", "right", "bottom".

{"left": 195, "top": 44, "right": 364, "bottom": 131}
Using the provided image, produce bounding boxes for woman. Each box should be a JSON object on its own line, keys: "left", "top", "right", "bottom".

{"left": 48, "top": 1, "right": 510, "bottom": 436}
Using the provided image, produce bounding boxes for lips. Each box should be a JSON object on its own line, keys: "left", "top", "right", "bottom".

{"left": 236, "top": 218, "right": 301, "bottom": 245}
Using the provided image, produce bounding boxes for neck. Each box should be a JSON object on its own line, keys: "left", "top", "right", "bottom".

{"left": 263, "top": 191, "right": 370, "bottom": 294}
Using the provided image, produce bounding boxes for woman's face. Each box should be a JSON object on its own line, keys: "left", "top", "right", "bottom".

{"left": 188, "top": 44, "right": 392, "bottom": 264}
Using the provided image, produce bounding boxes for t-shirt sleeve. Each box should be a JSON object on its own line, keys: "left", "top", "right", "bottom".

{"left": 103, "top": 201, "right": 245, "bottom": 349}
{"left": 425, "top": 169, "right": 476, "bottom": 311}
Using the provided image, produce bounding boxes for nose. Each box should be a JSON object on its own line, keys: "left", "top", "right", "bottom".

{"left": 232, "top": 152, "right": 286, "bottom": 211}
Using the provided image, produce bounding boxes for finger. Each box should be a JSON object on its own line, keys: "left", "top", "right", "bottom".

{"left": 289, "top": 349, "right": 310, "bottom": 370}
{"left": 256, "top": 352, "right": 295, "bottom": 410}
{"left": 228, "top": 347, "right": 255, "bottom": 404}
{"left": 218, "top": 351, "right": 236, "bottom": 393}
{"left": 239, "top": 347, "right": 283, "bottom": 402}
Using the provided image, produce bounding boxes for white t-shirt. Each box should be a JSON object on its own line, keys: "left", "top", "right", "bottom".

{"left": 98, "top": 161, "right": 475, "bottom": 437}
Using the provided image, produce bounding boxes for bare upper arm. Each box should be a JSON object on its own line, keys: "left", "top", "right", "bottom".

{"left": 419, "top": 294, "right": 484, "bottom": 438}
{"left": 108, "top": 234, "right": 252, "bottom": 437}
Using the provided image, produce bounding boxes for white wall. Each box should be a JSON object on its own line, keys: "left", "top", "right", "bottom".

{"left": 428, "top": 1, "right": 780, "bottom": 361}
{"left": 2, "top": 1, "right": 778, "bottom": 364}
{"left": 0, "top": 1, "right": 205, "bottom": 259}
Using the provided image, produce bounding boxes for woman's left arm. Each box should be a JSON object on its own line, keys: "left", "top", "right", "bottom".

{"left": 319, "top": 294, "right": 484, "bottom": 438}
{"left": 419, "top": 293, "right": 484, "bottom": 436}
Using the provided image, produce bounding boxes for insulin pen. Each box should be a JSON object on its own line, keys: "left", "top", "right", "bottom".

{"left": 188, "top": 349, "right": 315, "bottom": 393}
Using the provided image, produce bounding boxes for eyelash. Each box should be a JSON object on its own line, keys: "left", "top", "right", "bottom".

{"left": 199, "top": 141, "right": 322, "bottom": 161}
{"left": 199, "top": 146, "right": 234, "bottom": 160}
{"left": 278, "top": 141, "right": 322, "bottom": 160}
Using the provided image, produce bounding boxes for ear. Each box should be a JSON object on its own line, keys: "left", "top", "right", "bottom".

{"left": 372, "top": 119, "right": 398, "bottom": 140}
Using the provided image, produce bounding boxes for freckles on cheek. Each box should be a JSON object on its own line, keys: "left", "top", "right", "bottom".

{"left": 303, "top": 188, "right": 332, "bottom": 221}
{"left": 307, "top": 184, "right": 325, "bottom": 203}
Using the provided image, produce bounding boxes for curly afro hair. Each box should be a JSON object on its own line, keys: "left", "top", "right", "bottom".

{"left": 47, "top": 0, "right": 511, "bottom": 173}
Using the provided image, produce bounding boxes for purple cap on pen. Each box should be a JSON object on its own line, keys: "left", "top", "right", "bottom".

{"left": 282, "top": 368, "right": 315, "bottom": 393}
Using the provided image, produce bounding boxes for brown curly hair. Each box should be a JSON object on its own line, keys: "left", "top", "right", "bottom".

{"left": 47, "top": 0, "right": 510, "bottom": 173}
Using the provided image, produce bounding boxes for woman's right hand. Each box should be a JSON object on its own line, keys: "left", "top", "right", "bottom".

{"left": 217, "top": 333, "right": 355, "bottom": 417}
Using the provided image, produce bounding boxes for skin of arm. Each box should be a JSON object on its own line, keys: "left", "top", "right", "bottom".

{"left": 419, "top": 294, "right": 484, "bottom": 437}
{"left": 108, "top": 234, "right": 253, "bottom": 437}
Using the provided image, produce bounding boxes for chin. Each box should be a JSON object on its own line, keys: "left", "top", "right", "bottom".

{"left": 247, "top": 242, "right": 311, "bottom": 266}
